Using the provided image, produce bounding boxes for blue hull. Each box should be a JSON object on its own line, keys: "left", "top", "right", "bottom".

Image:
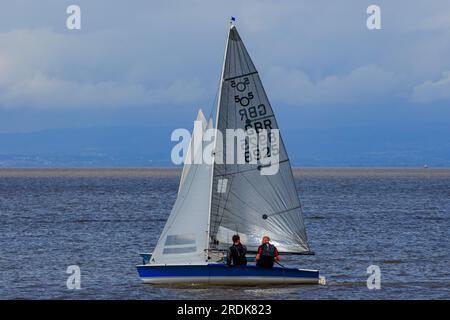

{"left": 136, "top": 264, "right": 319, "bottom": 285}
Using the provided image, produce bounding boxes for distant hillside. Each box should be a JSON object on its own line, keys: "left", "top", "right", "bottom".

{"left": 0, "top": 125, "right": 449, "bottom": 167}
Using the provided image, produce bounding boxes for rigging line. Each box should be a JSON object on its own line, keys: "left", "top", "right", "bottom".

{"left": 207, "top": 26, "right": 233, "bottom": 122}
{"left": 209, "top": 57, "right": 228, "bottom": 128}
{"left": 212, "top": 47, "right": 230, "bottom": 133}
{"left": 225, "top": 37, "right": 231, "bottom": 81}
{"left": 214, "top": 37, "right": 235, "bottom": 217}
{"left": 213, "top": 79, "right": 231, "bottom": 225}
{"left": 209, "top": 30, "right": 232, "bottom": 247}
{"left": 215, "top": 119, "right": 228, "bottom": 219}
{"left": 275, "top": 260, "right": 288, "bottom": 269}
{"left": 215, "top": 61, "right": 231, "bottom": 130}
{"left": 210, "top": 248, "right": 314, "bottom": 255}
{"left": 207, "top": 65, "right": 222, "bottom": 122}
{"left": 212, "top": 177, "right": 227, "bottom": 238}
{"left": 210, "top": 191, "right": 224, "bottom": 235}
{"left": 220, "top": 38, "right": 239, "bottom": 193}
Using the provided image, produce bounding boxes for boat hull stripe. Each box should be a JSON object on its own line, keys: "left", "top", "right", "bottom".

{"left": 137, "top": 264, "right": 319, "bottom": 285}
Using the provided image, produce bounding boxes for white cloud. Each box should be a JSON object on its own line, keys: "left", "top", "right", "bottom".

{"left": 1, "top": 1, "right": 450, "bottom": 111}
{"left": 0, "top": 72, "right": 206, "bottom": 110}
{"left": 0, "top": 28, "right": 207, "bottom": 109}
{"left": 265, "top": 65, "right": 401, "bottom": 106}
{"left": 412, "top": 71, "right": 450, "bottom": 103}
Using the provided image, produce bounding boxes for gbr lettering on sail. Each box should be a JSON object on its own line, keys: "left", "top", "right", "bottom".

{"left": 232, "top": 76, "right": 279, "bottom": 166}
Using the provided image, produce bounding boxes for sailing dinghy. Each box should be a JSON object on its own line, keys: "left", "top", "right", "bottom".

{"left": 137, "top": 22, "right": 321, "bottom": 285}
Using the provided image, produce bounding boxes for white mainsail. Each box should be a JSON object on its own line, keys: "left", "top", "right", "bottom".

{"left": 150, "top": 110, "right": 212, "bottom": 265}
{"left": 208, "top": 25, "right": 310, "bottom": 253}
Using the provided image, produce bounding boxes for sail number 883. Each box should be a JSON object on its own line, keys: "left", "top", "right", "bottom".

{"left": 241, "top": 131, "right": 280, "bottom": 163}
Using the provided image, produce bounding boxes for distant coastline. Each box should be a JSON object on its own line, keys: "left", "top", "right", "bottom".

{"left": 1, "top": 167, "right": 449, "bottom": 177}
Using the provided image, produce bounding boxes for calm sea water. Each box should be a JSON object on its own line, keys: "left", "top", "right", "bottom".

{"left": 0, "top": 168, "right": 449, "bottom": 299}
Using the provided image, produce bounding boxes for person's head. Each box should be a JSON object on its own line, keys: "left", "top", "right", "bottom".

{"left": 262, "top": 236, "right": 270, "bottom": 244}
{"left": 232, "top": 234, "right": 240, "bottom": 244}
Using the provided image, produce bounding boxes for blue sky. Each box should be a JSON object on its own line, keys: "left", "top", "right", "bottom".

{"left": 0, "top": 1, "right": 449, "bottom": 166}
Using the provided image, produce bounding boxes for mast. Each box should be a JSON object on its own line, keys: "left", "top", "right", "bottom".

{"left": 205, "top": 21, "right": 234, "bottom": 259}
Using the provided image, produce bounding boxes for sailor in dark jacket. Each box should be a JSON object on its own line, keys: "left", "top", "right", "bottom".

{"left": 227, "top": 235, "right": 247, "bottom": 266}
{"left": 256, "top": 235, "right": 280, "bottom": 268}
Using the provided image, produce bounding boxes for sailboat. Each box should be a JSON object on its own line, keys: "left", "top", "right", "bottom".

{"left": 137, "top": 22, "right": 321, "bottom": 285}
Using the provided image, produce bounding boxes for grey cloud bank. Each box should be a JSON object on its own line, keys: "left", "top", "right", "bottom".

{"left": 0, "top": 0, "right": 449, "bottom": 166}
{"left": 412, "top": 71, "right": 450, "bottom": 103}
{"left": 0, "top": 0, "right": 449, "bottom": 111}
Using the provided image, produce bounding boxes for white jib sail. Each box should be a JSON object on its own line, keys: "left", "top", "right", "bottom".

{"left": 150, "top": 110, "right": 213, "bottom": 265}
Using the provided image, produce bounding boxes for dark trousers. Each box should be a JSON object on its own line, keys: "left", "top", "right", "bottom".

{"left": 257, "top": 256, "right": 274, "bottom": 268}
